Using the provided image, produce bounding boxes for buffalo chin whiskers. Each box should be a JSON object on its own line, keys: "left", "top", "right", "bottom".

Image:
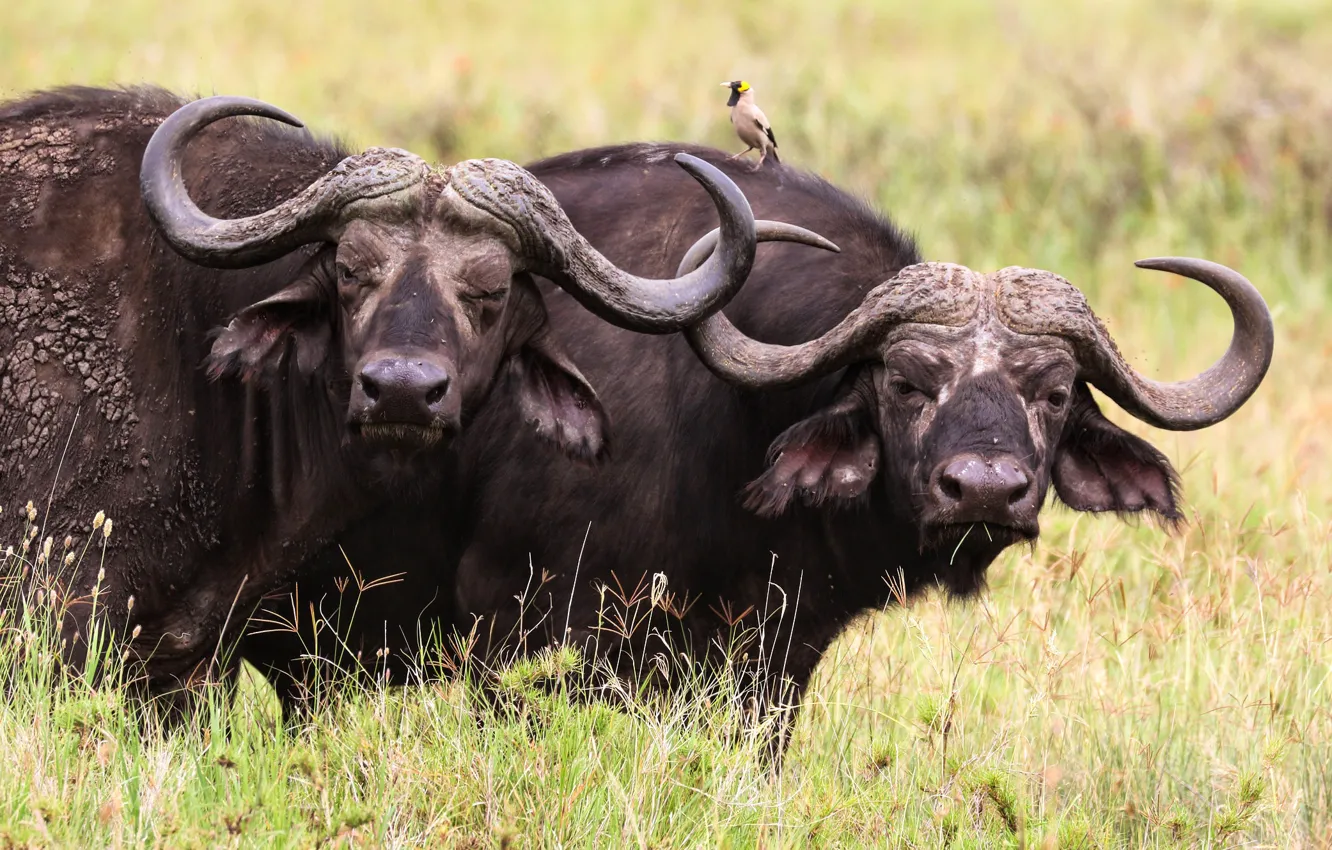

{"left": 355, "top": 423, "right": 446, "bottom": 446}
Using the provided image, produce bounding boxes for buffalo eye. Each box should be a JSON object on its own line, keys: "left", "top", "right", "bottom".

{"left": 336, "top": 263, "right": 367, "bottom": 295}
{"left": 1045, "top": 389, "right": 1068, "bottom": 410}
{"left": 459, "top": 283, "right": 509, "bottom": 333}
{"left": 892, "top": 379, "right": 924, "bottom": 399}
{"left": 459, "top": 286, "right": 507, "bottom": 306}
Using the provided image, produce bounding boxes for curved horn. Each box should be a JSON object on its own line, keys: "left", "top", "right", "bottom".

{"left": 1069, "top": 258, "right": 1272, "bottom": 430}
{"left": 675, "top": 222, "right": 973, "bottom": 390}
{"left": 687, "top": 262, "right": 981, "bottom": 390}
{"left": 141, "top": 96, "right": 429, "bottom": 269}
{"left": 676, "top": 219, "right": 840, "bottom": 278}
{"left": 439, "top": 153, "right": 759, "bottom": 333}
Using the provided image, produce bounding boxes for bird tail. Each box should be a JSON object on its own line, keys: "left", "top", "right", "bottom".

{"left": 769, "top": 148, "right": 780, "bottom": 165}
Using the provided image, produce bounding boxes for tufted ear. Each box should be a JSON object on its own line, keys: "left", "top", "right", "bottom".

{"left": 206, "top": 254, "right": 336, "bottom": 382}
{"left": 505, "top": 277, "right": 609, "bottom": 464}
{"left": 742, "top": 381, "right": 879, "bottom": 518}
{"left": 1052, "top": 383, "right": 1181, "bottom": 522}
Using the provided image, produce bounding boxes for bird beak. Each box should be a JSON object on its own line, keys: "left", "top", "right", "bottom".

{"left": 719, "top": 82, "right": 732, "bottom": 87}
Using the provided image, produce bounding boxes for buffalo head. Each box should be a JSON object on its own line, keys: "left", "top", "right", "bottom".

{"left": 141, "top": 97, "right": 758, "bottom": 466}
{"left": 678, "top": 224, "right": 1274, "bottom": 592}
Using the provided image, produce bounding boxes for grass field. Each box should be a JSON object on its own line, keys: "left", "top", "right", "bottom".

{"left": 2, "top": 0, "right": 1331, "bottom": 846}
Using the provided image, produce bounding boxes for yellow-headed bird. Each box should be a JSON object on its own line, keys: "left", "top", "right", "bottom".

{"left": 721, "top": 80, "right": 779, "bottom": 170}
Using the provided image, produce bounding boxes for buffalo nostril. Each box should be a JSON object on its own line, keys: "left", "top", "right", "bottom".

{"left": 939, "top": 473, "right": 964, "bottom": 502}
{"left": 424, "top": 378, "right": 449, "bottom": 407}
{"left": 360, "top": 374, "right": 380, "bottom": 402}
{"left": 1007, "top": 470, "right": 1032, "bottom": 505}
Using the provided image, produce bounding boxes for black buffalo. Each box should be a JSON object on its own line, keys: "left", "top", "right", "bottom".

{"left": 241, "top": 145, "right": 1273, "bottom": 743}
{"left": 0, "top": 93, "right": 760, "bottom": 703}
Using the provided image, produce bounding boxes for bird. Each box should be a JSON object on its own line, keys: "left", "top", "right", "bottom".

{"left": 720, "top": 80, "right": 779, "bottom": 170}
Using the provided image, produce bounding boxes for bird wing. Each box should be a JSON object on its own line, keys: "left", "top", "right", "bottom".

{"left": 752, "top": 106, "right": 777, "bottom": 148}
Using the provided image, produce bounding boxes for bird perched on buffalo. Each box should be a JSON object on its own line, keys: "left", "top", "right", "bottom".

{"left": 721, "top": 80, "right": 779, "bottom": 170}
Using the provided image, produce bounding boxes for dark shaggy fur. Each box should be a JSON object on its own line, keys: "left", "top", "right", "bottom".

{"left": 242, "top": 144, "right": 1184, "bottom": 752}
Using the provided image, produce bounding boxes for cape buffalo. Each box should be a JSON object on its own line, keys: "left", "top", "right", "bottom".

{"left": 0, "top": 93, "right": 760, "bottom": 704}
{"left": 240, "top": 145, "right": 1273, "bottom": 745}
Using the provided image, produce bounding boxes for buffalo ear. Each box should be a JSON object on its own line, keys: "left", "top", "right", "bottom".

{"left": 1052, "top": 383, "right": 1181, "bottom": 522}
{"left": 205, "top": 258, "right": 335, "bottom": 382}
{"left": 509, "top": 328, "right": 609, "bottom": 463}
{"left": 742, "top": 388, "right": 879, "bottom": 518}
{"left": 504, "top": 275, "right": 609, "bottom": 463}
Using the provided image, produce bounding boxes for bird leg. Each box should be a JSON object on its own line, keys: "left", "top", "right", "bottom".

{"left": 753, "top": 150, "right": 767, "bottom": 171}
{"left": 727, "top": 147, "right": 754, "bottom": 160}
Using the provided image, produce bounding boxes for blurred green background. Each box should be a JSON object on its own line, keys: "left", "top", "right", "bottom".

{"left": 4, "top": 0, "right": 1330, "bottom": 281}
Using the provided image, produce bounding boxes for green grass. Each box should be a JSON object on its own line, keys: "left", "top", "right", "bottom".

{"left": 2, "top": 0, "right": 1331, "bottom": 845}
